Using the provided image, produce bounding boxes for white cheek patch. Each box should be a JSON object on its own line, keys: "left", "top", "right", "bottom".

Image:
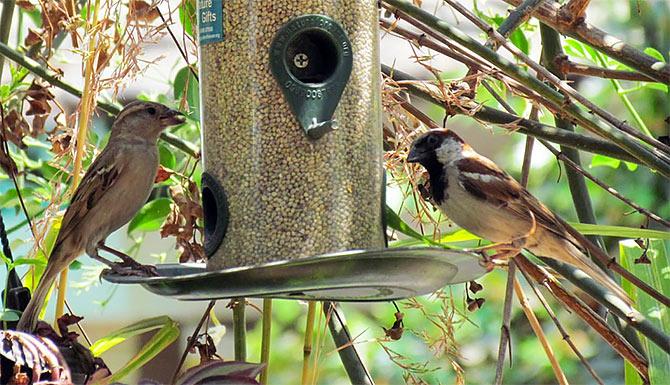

{"left": 436, "top": 140, "right": 463, "bottom": 163}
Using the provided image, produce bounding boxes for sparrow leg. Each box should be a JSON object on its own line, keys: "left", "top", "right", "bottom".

{"left": 88, "top": 248, "right": 139, "bottom": 276}
{"left": 97, "top": 243, "right": 158, "bottom": 276}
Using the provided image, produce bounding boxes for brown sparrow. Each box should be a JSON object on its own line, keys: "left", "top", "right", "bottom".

{"left": 17, "top": 101, "right": 185, "bottom": 332}
{"left": 407, "top": 129, "right": 632, "bottom": 305}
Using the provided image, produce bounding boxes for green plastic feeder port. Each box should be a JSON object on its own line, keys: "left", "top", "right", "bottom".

{"left": 199, "top": 1, "right": 385, "bottom": 270}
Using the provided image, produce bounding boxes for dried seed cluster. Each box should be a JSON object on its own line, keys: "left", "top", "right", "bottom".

{"left": 201, "top": 0, "right": 385, "bottom": 269}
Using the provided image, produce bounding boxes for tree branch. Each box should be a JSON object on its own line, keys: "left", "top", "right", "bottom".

{"left": 515, "top": 255, "right": 649, "bottom": 380}
{"left": 555, "top": 55, "right": 659, "bottom": 82}
{"left": 502, "top": 0, "right": 670, "bottom": 84}
{"left": 382, "top": 0, "right": 670, "bottom": 177}
{"left": 0, "top": 41, "right": 200, "bottom": 157}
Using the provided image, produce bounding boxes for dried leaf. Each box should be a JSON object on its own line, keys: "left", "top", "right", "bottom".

{"left": 24, "top": 28, "right": 43, "bottom": 47}
{"left": 15, "top": 0, "right": 35, "bottom": 11}
{"left": 128, "top": 0, "right": 160, "bottom": 22}
{"left": 2, "top": 109, "right": 29, "bottom": 147}
{"left": 155, "top": 165, "right": 173, "bottom": 183}
{"left": 31, "top": 114, "right": 48, "bottom": 135}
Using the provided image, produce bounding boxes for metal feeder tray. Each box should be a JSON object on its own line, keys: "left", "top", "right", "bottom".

{"left": 102, "top": 247, "right": 488, "bottom": 302}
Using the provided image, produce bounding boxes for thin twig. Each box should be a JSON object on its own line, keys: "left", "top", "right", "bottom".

{"left": 493, "top": 261, "right": 516, "bottom": 385}
{"left": 0, "top": 41, "right": 200, "bottom": 157}
{"left": 324, "top": 302, "right": 374, "bottom": 385}
{"left": 514, "top": 255, "right": 649, "bottom": 380}
{"left": 171, "top": 300, "right": 216, "bottom": 383}
{"left": 302, "top": 301, "right": 317, "bottom": 385}
{"left": 382, "top": 65, "right": 640, "bottom": 163}
{"left": 514, "top": 277, "right": 569, "bottom": 385}
{"left": 517, "top": 264, "right": 605, "bottom": 385}
{"left": 501, "top": 0, "right": 669, "bottom": 83}
{"left": 383, "top": 0, "right": 670, "bottom": 176}
{"left": 441, "top": 0, "right": 670, "bottom": 158}
{"left": 555, "top": 55, "right": 658, "bottom": 82}
{"left": 488, "top": 0, "right": 543, "bottom": 50}
{"left": 233, "top": 298, "right": 247, "bottom": 361}
{"left": 259, "top": 299, "right": 272, "bottom": 385}
{"left": 157, "top": 8, "right": 199, "bottom": 81}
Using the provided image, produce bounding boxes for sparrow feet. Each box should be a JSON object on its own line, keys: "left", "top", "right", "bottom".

{"left": 108, "top": 261, "right": 158, "bottom": 277}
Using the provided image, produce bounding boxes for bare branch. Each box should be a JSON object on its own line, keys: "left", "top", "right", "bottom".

{"left": 502, "top": 0, "right": 670, "bottom": 84}
{"left": 558, "top": 0, "right": 592, "bottom": 25}
{"left": 555, "top": 55, "right": 659, "bottom": 82}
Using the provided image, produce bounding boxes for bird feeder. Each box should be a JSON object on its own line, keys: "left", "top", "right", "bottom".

{"left": 104, "top": 0, "right": 486, "bottom": 300}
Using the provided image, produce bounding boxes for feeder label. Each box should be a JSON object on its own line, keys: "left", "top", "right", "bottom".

{"left": 198, "top": 0, "right": 224, "bottom": 45}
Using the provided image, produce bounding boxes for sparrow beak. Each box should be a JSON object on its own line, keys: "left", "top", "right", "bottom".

{"left": 406, "top": 146, "right": 423, "bottom": 163}
{"left": 160, "top": 108, "right": 186, "bottom": 126}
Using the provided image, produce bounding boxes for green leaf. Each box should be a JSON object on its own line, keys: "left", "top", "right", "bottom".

{"left": 643, "top": 82, "right": 669, "bottom": 93}
{"left": 509, "top": 29, "right": 529, "bottom": 55}
{"left": 563, "top": 38, "right": 586, "bottom": 59}
{"left": 570, "top": 223, "right": 670, "bottom": 240}
{"left": 384, "top": 204, "right": 444, "bottom": 248}
{"left": 644, "top": 47, "right": 666, "bottom": 63}
{"left": 173, "top": 66, "right": 200, "bottom": 120}
{"left": 159, "top": 144, "right": 177, "bottom": 169}
{"left": 179, "top": 0, "right": 197, "bottom": 38}
{"left": 127, "top": 198, "right": 172, "bottom": 234}
{"left": 620, "top": 240, "right": 670, "bottom": 385}
{"left": 90, "top": 316, "right": 180, "bottom": 384}
{"left": 590, "top": 154, "right": 621, "bottom": 169}
{"left": 12, "top": 258, "right": 47, "bottom": 268}
{"left": 0, "top": 310, "right": 21, "bottom": 322}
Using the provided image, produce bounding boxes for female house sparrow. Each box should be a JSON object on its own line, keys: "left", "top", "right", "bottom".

{"left": 407, "top": 129, "right": 631, "bottom": 305}
{"left": 17, "top": 101, "right": 185, "bottom": 332}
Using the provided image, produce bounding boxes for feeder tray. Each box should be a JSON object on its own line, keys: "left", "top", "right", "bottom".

{"left": 102, "top": 247, "right": 487, "bottom": 302}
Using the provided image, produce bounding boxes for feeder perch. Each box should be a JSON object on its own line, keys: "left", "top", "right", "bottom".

{"left": 103, "top": 0, "right": 487, "bottom": 300}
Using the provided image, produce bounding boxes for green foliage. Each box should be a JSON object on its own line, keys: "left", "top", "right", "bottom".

{"left": 127, "top": 198, "right": 173, "bottom": 234}
{"left": 90, "top": 316, "right": 180, "bottom": 384}
{"left": 620, "top": 240, "right": 670, "bottom": 385}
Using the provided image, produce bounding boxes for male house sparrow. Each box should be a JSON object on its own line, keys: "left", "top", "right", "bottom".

{"left": 407, "top": 129, "right": 631, "bottom": 305}
{"left": 17, "top": 101, "right": 185, "bottom": 332}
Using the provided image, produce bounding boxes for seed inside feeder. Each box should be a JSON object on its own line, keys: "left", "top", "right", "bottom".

{"left": 200, "top": 1, "right": 385, "bottom": 269}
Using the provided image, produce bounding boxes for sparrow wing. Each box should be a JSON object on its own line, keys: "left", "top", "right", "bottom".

{"left": 55, "top": 147, "right": 124, "bottom": 245}
{"left": 456, "top": 157, "right": 579, "bottom": 245}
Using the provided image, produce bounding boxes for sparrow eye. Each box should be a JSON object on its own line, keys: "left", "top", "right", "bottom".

{"left": 147, "top": 107, "right": 157, "bottom": 115}
{"left": 426, "top": 135, "right": 438, "bottom": 146}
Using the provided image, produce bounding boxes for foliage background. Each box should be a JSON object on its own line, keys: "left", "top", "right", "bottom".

{"left": 0, "top": 0, "right": 668, "bottom": 384}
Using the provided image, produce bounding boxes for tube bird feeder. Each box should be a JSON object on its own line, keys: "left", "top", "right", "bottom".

{"left": 104, "top": 0, "right": 486, "bottom": 301}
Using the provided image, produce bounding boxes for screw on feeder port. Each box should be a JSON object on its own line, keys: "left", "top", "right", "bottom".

{"left": 293, "top": 53, "right": 309, "bottom": 69}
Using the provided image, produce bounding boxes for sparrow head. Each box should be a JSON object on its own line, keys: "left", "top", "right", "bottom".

{"left": 112, "top": 101, "right": 185, "bottom": 140}
{"left": 407, "top": 129, "right": 465, "bottom": 166}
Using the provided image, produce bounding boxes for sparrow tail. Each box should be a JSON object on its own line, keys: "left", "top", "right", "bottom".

{"left": 16, "top": 246, "right": 66, "bottom": 332}
{"left": 560, "top": 242, "right": 634, "bottom": 307}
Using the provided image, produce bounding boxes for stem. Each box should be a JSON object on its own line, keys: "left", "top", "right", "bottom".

{"left": 54, "top": 0, "right": 102, "bottom": 325}
{"left": 502, "top": 0, "right": 670, "bottom": 84}
{"left": 382, "top": 65, "right": 641, "bottom": 164}
{"left": 555, "top": 56, "right": 658, "bottom": 82}
{"left": 513, "top": 277, "right": 569, "bottom": 385}
{"left": 593, "top": 50, "right": 653, "bottom": 137}
{"left": 517, "top": 265, "right": 605, "bottom": 385}
{"left": 0, "top": 0, "right": 15, "bottom": 80}
{"left": 171, "top": 301, "right": 216, "bottom": 383}
{"left": 515, "top": 255, "right": 649, "bottom": 380}
{"left": 384, "top": 0, "right": 670, "bottom": 176}
{"left": 323, "top": 302, "right": 374, "bottom": 385}
{"left": 491, "top": 0, "right": 542, "bottom": 47}
{"left": 302, "top": 301, "right": 316, "bottom": 385}
{"left": 0, "top": 41, "right": 199, "bottom": 157}
{"left": 493, "top": 261, "right": 516, "bottom": 385}
{"left": 540, "top": 22, "right": 646, "bottom": 355}
{"left": 233, "top": 298, "right": 246, "bottom": 361}
{"left": 259, "top": 299, "right": 272, "bottom": 385}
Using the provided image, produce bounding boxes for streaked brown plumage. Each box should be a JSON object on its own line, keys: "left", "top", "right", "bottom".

{"left": 17, "top": 101, "right": 184, "bottom": 332}
{"left": 407, "top": 129, "right": 632, "bottom": 306}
